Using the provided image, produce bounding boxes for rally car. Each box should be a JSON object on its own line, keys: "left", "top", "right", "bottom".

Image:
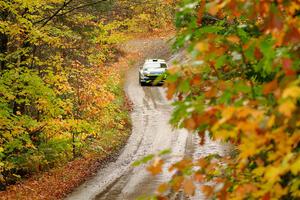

{"left": 139, "top": 59, "right": 168, "bottom": 86}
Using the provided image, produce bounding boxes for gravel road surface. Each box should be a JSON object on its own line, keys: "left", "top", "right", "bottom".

{"left": 66, "top": 37, "right": 228, "bottom": 200}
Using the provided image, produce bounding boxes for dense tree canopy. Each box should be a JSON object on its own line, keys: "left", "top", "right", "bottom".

{"left": 142, "top": 0, "right": 300, "bottom": 199}
{"left": 0, "top": 0, "right": 174, "bottom": 189}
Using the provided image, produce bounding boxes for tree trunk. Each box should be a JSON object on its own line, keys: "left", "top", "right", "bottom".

{"left": 0, "top": 10, "right": 9, "bottom": 71}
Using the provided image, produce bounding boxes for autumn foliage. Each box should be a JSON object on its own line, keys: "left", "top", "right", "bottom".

{"left": 147, "top": 0, "right": 299, "bottom": 199}
{"left": 0, "top": 0, "right": 174, "bottom": 190}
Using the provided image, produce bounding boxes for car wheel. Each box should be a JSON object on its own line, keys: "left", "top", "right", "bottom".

{"left": 139, "top": 76, "right": 145, "bottom": 86}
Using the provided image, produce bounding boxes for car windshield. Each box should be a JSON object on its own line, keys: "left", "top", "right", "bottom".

{"left": 144, "top": 62, "right": 167, "bottom": 69}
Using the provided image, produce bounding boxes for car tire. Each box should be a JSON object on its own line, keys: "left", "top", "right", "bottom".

{"left": 139, "top": 76, "right": 145, "bottom": 86}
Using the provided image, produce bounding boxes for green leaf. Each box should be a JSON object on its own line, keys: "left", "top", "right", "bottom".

{"left": 215, "top": 55, "right": 227, "bottom": 69}
{"left": 159, "top": 149, "right": 171, "bottom": 156}
{"left": 132, "top": 154, "right": 155, "bottom": 167}
{"left": 178, "top": 79, "right": 190, "bottom": 93}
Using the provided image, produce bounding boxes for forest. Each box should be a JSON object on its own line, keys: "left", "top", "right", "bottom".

{"left": 1, "top": 0, "right": 300, "bottom": 200}
{"left": 0, "top": 0, "right": 174, "bottom": 191}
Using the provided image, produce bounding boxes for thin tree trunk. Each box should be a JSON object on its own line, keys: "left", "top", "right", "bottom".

{"left": 0, "top": 10, "right": 9, "bottom": 71}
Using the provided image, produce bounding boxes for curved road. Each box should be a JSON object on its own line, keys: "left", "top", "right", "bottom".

{"left": 66, "top": 38, "right": 228, "bottom": 200}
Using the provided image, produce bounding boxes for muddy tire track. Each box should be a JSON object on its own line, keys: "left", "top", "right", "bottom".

{"left": 66, "top": 37, "right": 227, "bottom": 200}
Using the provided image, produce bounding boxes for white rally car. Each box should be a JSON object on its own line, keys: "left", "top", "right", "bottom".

{"left": 139, "top": 59, "right": 168, "bottom": 86}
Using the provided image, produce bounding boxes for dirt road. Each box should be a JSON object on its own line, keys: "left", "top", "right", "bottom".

{"left": 66, "top": 38, "right": 228, "bottom": 200}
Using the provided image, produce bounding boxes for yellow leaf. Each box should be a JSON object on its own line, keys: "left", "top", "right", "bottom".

{"left": 267, "top": 115, "right": 275, "bottom": 128}
{"left": 273, "top": 183, "right": 288, "bottom": 197}
{"left": 253, "top": 167, "right": 265, "bottom": 176}
{"left": 278, "top": 100, "right": 296, "bottom": 117}
{"left": 214, "top": 129, "right": 237, "bottom": 140}
{"left": 219, "top": 106, "right": 235, "bottom": 124}
{"left": 264, "top": 166, "right": 282, "bottom": 183}
{"left": 237, "top": 121, "right": 257, "bottom": 133}
{"left": 282, "top": 86, "right": 300, "bottom": 99}
{"left": 291, "top": 156, "right": 300, "bottom": 175}
{"left": 236, "top": 107, "right": 252, "bottom": 118}
{"left": 195, "top": 42, "right": 209, "bottom": 52}
{"left": 239, "top": 140, "right": 258, "bottom": 159}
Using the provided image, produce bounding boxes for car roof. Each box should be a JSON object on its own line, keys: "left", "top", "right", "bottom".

{"left": 144, "top": 59, "right": 166, "bottom": 64}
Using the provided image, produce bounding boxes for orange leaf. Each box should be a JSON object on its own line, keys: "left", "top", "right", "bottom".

{"left": 197, "top": 158, "right": 208, "bottom": 168}
{"left": 147, "top": 158, "right": 164, "bottom": 176}
{"left": 227, "top": 35, "right": 240, "bottom": 44}
{"left": 171, "top": 176, "right": 184, "bottom": 191}
{"left": 157, "top": 183, "right": 169, "bottom": 194}
{"left": 263, "top": 79, "right": 278, "bottom": 95}
{"left": 184, "top": 118, "right": 196, "bottom": 131}
{"left": 183, "top": 178, "right": 196, "bottom": 196}
{"left": 190, "top": 75, "right": 201, "bottom": 86}
{"left": 201, "top": 185, "right": 214, "bottom": 198}
{"left": 194, "top": 173, "right": 205, "bottom": 182}
{"left": 197, "top": 0, "right": 206, "bottom": 25}
{"left": 167, "top": 83, "right": 177, "bottom": 100}
{"left": 205, "top": 87, "right": 217, "bottom": 98}
{"left": 262, "top": 192, "right": 271, "bottom": 200}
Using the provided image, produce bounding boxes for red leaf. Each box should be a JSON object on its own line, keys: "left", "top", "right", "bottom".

{"left": 254, "top": 47, "right": 263, "bottom": 60}
{"left": 282, "top": 58, "right": 295, "bottom": 76}
{"left": 283, "top": 25, "right": 300, "bottom": 45}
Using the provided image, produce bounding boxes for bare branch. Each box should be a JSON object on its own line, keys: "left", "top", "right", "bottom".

{"left": 56, "top": 0, "right": 109, "bottom": 17}
{"left": 34, "top": 0, "right": 74, "bottom": 26}
{"left": 34, "top": 0, "right": 108, "bottom": 26}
